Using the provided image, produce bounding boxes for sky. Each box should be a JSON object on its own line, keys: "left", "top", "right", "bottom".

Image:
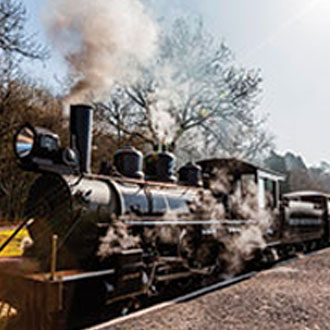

{"left": 21, "top": 0, "right": 330, "bottom": 165}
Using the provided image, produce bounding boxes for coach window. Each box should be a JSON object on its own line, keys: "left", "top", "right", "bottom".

{"left": 264, "top": 179, "right": 277, "bottom": 208}
{"left": 258, "top": 177, "right": 266, "bottom": 209}
{"left": 258, "top": 177, "right": 277, "bottom": 209}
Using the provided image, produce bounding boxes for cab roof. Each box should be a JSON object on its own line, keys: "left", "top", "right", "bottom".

{"left": 197, "top": 157, "right": 285, "bottom": 181}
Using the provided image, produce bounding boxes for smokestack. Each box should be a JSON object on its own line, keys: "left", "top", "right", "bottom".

{"left": 70, "top": 104, "right": 93, "bottom": 173}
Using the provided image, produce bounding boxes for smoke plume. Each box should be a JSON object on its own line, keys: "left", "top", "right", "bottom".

{"left": 43, "top": 0, "right": 159, "bottom": 103}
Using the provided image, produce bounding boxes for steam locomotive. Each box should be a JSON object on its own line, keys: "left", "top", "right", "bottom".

{"left": 6, "top": 104, "right": 330, "bottom": 329}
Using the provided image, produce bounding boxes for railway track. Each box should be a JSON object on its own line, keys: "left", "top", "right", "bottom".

{"left": 87, "top": 272, "right": 256, "bottom": 330}
{"left": 86, "top": 248, "right": 326, "bottom": 330}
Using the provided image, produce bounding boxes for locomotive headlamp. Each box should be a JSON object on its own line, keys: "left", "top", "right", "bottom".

{"left": 14, "top": 123, "right": 79, "bottom": 173}
{"left": 14, "top": 124, "right": 35, "bottom": 159}
{"left": 14, "top": 123, "right": 60, "bottom": 161}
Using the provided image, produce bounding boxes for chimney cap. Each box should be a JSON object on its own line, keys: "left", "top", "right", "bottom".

{"left": 70, "top": 104, "right": 93, "bottom": 110}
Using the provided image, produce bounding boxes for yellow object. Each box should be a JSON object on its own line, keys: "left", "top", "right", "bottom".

{"left": 0, "top": 227, "right": 30, "bottom": 257}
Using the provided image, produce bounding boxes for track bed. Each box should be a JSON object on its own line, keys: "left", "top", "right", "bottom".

{"left": 92, "top": 248, "right": 330, "bottom": 330}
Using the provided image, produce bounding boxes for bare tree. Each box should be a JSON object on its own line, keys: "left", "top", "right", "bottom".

{"left": 95, "top": 18, "right": 272, "bottom": 161}
{"left": 0, "top": 80, "right": 65, "bottom": 220}
{"left": 0, "top": 0, "right": 49, "bottom": 142}
{"left": 94, "top": 87, "right": 155, "bottom": 148}
{"left": 0, "top": 0, "right": 51, "bottom": 221}
{"left": 0, "top": 0, "right": 47, "bottom": 60}
{"left": 0, "top": 0, "right": 49, "bottom": 104}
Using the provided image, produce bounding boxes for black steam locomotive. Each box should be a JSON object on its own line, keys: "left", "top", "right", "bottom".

{"left": 6, "top": 104, "right": 330, "bottom": 329}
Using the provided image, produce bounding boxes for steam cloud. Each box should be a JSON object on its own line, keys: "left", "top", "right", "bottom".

{"left": 43, "top": 0, "right": 159, "bottom": 103}
{"left": 194, "top": 171, "right": 275, "bottom": 275}
{"left": 147, "top": 65, "right": 187, "bottom": 144}
{"left": 98, "top": 221, "right": 140, "bottom": 260}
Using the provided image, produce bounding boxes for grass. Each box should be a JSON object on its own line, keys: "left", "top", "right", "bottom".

{"left": 0, "top": 227, "right": 29, "bottom": 257}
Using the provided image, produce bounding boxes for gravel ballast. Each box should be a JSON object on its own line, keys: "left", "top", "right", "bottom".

{"left": 100, "top": 249, "right": 330, "bottom": 330}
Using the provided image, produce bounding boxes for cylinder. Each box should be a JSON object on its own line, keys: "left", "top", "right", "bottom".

{"left": 70, "top": 104, "right": 93, "bottom": 173}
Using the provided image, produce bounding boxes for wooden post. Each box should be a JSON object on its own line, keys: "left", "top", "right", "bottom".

{"left": 50, "top": 235, "right": 58, "bottom": 280}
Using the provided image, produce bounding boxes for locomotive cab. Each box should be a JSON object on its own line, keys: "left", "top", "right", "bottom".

{"left": 197, "top": 158, "right": 285, "bottom": 212}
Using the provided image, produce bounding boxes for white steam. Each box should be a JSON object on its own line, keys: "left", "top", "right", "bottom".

{"left": 203, "top": 171, "right": 275, "bottom": 274}
{"left": 146, "top": 64, "right": 190, "bottom": 144}
{"left": 42, "top": 0, "right": 159, "bottom": 103}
